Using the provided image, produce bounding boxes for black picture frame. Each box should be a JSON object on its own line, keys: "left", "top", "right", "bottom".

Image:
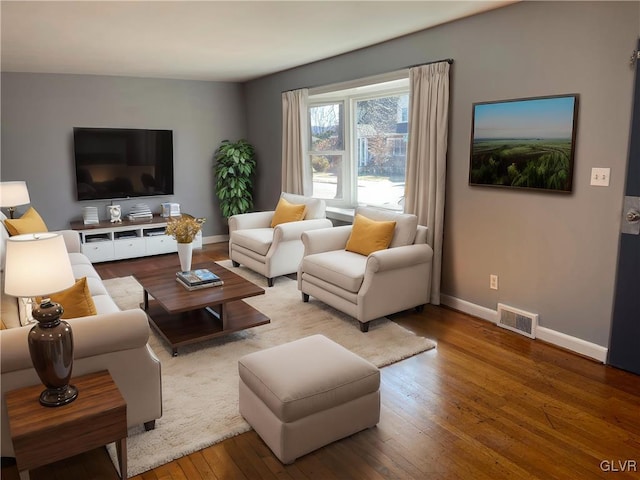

{"left": 469, "top": 94, "right": 579, "bottom": 193}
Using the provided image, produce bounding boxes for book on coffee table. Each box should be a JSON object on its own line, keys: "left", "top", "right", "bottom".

{"left": 176, "top": 276, "right": 223, "bottom": 291}
{"left": 176, "top": 269, "right": 223, "bottom": 287}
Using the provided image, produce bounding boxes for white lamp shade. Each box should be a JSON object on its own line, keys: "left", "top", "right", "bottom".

{"left": 4, "top": 233, "right": 75, "bottom": 297}
{"left": 0, "top": 181, "right": 31, "bottom": 208}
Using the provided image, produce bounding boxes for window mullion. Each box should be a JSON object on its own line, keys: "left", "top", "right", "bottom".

{"left": 308, "top": 150, "right": 344, "bottom": 156}
{"left": 347, "top": 97, "right": 358, "bottom": 208}
{"left": 308, "top": 78, "right": 409, "bottom": 211}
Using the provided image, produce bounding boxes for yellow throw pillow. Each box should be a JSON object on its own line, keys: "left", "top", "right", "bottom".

{"left": 4, "top": 207, "right": 48, "bottom": 236}
{"left": 270, "top": 197, "right": 307, "bottom": 227}
{"left": 37, "top": 277, "right": 97, "bottom": 319}
{"left": 345, "top": 214, "right": 396, "bottom": 256}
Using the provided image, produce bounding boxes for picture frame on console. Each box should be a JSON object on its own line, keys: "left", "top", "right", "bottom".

{"left": 468, "top": 94, "right": 579, "bottom": 193}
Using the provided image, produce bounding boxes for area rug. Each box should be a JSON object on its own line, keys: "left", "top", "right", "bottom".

{"left": 103, "top": 260, "right": 436, "bottom": 476}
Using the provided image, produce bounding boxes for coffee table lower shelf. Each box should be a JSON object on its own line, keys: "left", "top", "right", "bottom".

{"left": 144, "top": 299, "right": 270, "bottom": 356}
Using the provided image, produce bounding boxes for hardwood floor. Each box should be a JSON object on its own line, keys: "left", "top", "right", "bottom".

{"left": 3, "top": 243, "right": 639, "bottom": 479}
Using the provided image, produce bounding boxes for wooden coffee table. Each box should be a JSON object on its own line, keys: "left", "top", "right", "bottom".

{"left": 134, "top": 262, "right": 269, "bottom": 356}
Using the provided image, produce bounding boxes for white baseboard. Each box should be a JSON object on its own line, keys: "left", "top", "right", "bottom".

{"left": 440, "top": 294, "right": 607, "bottom": 363}
{"left": 440, "top": 294, "right": 497, "bottom": 323}
{"left": 535, "top": 327, "right": 608, "bottom": 363}
{"left": 202, "top": 234, "right": 229, "bottom": 245}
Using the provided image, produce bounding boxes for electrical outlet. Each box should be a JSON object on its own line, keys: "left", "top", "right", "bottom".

{"left": 590, "top": 167, "right": 610, "bottom": 186}
{"left": 490, "top": 274, "right": 498, "bottom": 290}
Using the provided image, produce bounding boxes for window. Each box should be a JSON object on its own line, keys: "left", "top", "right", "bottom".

{"left": 309, "top": 102, "right": 345, "bottom": 201}
{"left": 307, "top": 78, "right": 409, "bottom": 211}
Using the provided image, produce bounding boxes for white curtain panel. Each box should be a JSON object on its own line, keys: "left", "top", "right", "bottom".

{"left": 405, "top": 62, "right": 450, "bottom": 305}
{"left": 281, "top": 88, "right": 309, "bottom": 195}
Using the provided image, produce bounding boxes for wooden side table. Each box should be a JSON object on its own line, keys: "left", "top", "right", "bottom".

{"left": 5, "top": 370, "right": 127, "bottom": 480}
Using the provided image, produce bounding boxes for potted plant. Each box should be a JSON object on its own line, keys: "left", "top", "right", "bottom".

{"left": 165, "top": 214, "right": 205, "bottom": 271}
{"left": 214, "top": 139, "right": 256, "bottom": 218}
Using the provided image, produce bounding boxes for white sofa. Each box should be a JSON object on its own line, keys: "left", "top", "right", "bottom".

{"left": 298, "top": 206, "right": 433, "bottom": 332}
{"left": 0, "top": 215, "right": 162, "bottom": 458}
{"left": 228, "top": 192, "right": 333, "bottom": 286}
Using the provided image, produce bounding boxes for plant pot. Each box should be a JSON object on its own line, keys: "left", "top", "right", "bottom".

{"left": 177, "top": 242, "right": 193, "bottom": 272}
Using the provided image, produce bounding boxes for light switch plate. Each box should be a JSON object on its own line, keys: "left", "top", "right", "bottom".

{"left": 590, "top": 167, "right": 610, "bottom": 187}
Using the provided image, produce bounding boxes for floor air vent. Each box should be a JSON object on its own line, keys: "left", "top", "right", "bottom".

{"left": 497, "top": 303, "right": 538, "bottom": 339}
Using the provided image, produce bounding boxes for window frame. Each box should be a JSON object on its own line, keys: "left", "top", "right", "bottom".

{"left": 307, "top": 100, "right": 349, "bottom": 204}
{"left": 306, "top": 79, "right": 410, "bottom": 210}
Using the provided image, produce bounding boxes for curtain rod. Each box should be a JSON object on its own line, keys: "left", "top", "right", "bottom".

{"left": 405, "top": 58, "right": 454, "bottom": 69}
{"left": 282, "top": 58, "right": 453, "bottom": 93}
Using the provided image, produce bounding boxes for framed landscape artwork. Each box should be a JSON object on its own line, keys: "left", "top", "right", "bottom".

{"left": 469, "top": 94, "right": 579, "bottom": 193}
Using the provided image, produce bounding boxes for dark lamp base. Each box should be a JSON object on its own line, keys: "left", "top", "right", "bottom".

{"left": 39, "top": 384, "right": 78, "bottom": 407}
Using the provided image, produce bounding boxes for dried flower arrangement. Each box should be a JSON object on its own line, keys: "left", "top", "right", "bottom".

{"left": 165, "top": 215, "right": 205, "bottom": 244}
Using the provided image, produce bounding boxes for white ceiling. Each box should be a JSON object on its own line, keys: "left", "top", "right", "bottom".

{"left": 1, "top": 1, "right": 516, "bottom": 82}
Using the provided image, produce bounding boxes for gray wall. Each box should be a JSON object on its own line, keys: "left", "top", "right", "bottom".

{"left": 1, "top": 73, "right": 247, "bottom": 236}
{"left": 243, "top": 1, "right": 638, "bottom": 347}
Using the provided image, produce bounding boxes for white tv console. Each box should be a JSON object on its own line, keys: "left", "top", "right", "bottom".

{"left": 70, "top": 214, "right": 203, "bottom": 263}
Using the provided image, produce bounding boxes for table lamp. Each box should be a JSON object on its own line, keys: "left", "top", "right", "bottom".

{"left": 0, "top": 181, "right": 31, "bottom": 218}
{"left": 4, "top": 233, "right": 78, "bottom": 407}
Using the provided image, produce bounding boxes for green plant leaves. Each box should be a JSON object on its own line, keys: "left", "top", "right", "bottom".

{"left": 214, "top": 139, "right": 256, "bottom": 218}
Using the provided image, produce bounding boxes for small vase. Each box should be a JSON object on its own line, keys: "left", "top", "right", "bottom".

{"left": 177, "top": 242, "right": 193, "bottom": 272}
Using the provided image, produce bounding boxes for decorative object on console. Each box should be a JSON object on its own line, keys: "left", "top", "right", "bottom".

{"left": 161, "top": 202, "right": 181, "bottom": 218}
{"left": 469, "top": 94, "right": 579, "bottom": 193}
{"left": 4, "top": 233, "right": 78, "bottom": 407}
{"left": 128, "top": 203, "right": 153, "bottom": 221}
{"left": 82, "top": 206, "right": 99, "bottom": 225}
{"left": 0, "top": 181, "right": 31, "bottom": 219}
{"left": 165, "top": 214, "right": 206, "bottom": 272}
{"left": 214, "top": 139, "right": 256, "bottom": 218}
{"left": 108, "top": 204, "right": 122, "bottom": 223}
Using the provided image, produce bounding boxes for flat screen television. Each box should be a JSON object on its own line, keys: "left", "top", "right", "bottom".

{"left": 73, "top": 127, "right": 174, "bottom": 201}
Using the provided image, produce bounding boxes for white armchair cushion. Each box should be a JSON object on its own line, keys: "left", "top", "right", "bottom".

{"left": 301, "top": 250, "right": 367, "bottom": 293}
{"left": 274, "top": 218, "right": 332, "bottom": 242}
{"left": 228, "top": 211, "right": 274, "bottom": 231}
{"left": 301, "top": 225, "right": 352, "bottom": 255}
{"left": 367, "top": 244, "right": 433, "bottom": 272}
{"left": 281, "top": 192, "right": 326, "bottom": 220}
{"left": 356, "top": 206, "right": 418, "bottom": 247}
{"left": 230, "top": 228, "right": 274, "bottom": 256}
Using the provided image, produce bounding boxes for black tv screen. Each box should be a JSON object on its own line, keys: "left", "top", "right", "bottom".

{"left": 73, "top": 127, "right": 174, "bottom": 201}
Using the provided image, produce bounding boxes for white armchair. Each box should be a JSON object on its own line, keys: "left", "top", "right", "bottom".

{"left": 298, "top": 206, "right": 433, "bottom": 332}
{"left": 229, "top": 193, "right": 333, "bottom": 286}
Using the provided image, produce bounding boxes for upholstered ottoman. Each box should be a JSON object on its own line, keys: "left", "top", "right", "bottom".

{"left": 238, "top": 334, "right": 380, "bottom": 464}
